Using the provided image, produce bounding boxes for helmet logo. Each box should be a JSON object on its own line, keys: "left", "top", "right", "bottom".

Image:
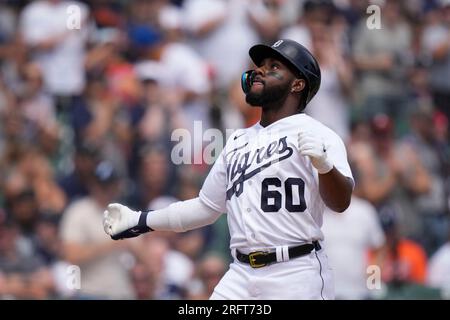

{"left": 272, "top": 40, "right": 283, "bottom": 48}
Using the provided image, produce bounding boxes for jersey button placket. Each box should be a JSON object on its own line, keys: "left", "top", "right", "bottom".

{"left": 245, "top": 208, "right": 255, "bottom": 243}
{"left": 243, "top": 203, "right": 257, "bottom": 244}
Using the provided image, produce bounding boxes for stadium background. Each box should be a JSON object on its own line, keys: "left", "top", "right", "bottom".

{"left": 0, "top": 0, "right": 449, "bottom": 299}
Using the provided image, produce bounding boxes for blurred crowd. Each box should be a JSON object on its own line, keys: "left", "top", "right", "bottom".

{"left": 0, "top": 0, "right": 449, "bottom": 300}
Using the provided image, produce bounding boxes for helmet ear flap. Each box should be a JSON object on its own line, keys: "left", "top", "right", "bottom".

{"left": 241, "top": 70, "right": 256, "bottom": 94}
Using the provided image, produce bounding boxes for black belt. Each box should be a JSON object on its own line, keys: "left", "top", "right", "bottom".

{"left": 236, "top": 241, "right": 321, "bottom": 268}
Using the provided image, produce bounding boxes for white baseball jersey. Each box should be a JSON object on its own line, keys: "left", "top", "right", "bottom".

{"left": 200, "top": 113, "right": 354, "bottom": 251}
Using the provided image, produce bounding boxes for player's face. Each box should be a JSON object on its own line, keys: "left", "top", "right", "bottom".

{"left": 245, "top": 57, "right": 296, "bottom": 109}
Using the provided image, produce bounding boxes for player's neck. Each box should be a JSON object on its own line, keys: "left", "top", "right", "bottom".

{"left": 259, "top": 104, "right": 298, "bottom": 127}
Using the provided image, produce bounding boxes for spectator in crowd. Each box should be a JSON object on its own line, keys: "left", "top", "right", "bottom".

{"left": 347, "top": 119, "right": 372, "bottom": 159}
{"left": 58, "top": 142, "right": 101, "bottom": 204}
{"left": 337, "top": 0, "right": 371, "bottom": 30}
{"left": 172, "top": 230, "right": 206, "bottom": 262}
{"left": 0, "top": 218, "right": 55, "bottom": 299}
{"left": 427, "top": 230, "right": 450, "bottom": 299}
{"left": 59, "top": 161, "right": 139, "bottom": 299}
{"left": 422, "top": 0, "right": 450, "bottom": 123}
{"left": 0, "top": 4, "right": 27, "bottom": 104}
{"left": 3, "top": 171, "right": 51, "bottom": 243}
{"left": 128, "top": 145, "right": 174, "bottom": 210}
{"left": 322, "top": 194, "right": 385, "bottom": 300}
{"left": 350, "top": 114, "right": 431, "bottom": 240}
{"left": 281, "top": 0, "right": 336, "bottom": 51}
{"left": 182, "top": 0, "right": 280, "bottom": 90}
{"left": 133, "top": 234, "right": 193, "bottom": 300}
{"left": 139, "top": 30, "right": 212, "bottom": 135}
{"left": 16, "top": 148, "right": 67, "bottom": 215}
{"left": 187, "top": 253, "right": 227, "bottom": 299}
{"left": 133, "top": 60, "right": 186, "bottom": 146}
{"left": 0, "top": 2, "right": 17, "bottom": 45}
{"left": 306, "top": 18, "right": 353, "bottom": 142}
{"left": 0, "top": 108, "right": 33, "bottom": 165}
{"left": 400, "top": 109, "right": 450, "bottom": 254}
{"left": 353, "top": 0, "right": 413, "bottom": 133}
{"left": 18, "top": 62, "right": 58, "bottom": 138}
{"left": 129, "top": 60, "right": 186, "bottom": 179}
{"left": 141, "top": 196, "right": 195, "bottom": 299}
{"left": 71, "top": 74, "right": 132, "bottom": 177}
{"left": 88, "top": 0, "right": 125, "bottom": 30}
{"left": 130, "top": 260, "right": 156, "bottom": 300}
{"left": 369, "top": 210, "right": 429, "bottom": 297}
{"left": 19, "top": 0, "right": 92, "bottom": 118}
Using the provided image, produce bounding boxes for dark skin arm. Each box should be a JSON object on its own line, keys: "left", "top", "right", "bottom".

{"left": 318, "top": 168, "right": 353, "bottom": 213}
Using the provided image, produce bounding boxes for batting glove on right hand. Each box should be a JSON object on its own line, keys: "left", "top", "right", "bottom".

{"left": 298, "top": 131, "right": 334, "bottom": 174}
{"left": 103, "top": 203, "right": 153, "bottom": 240}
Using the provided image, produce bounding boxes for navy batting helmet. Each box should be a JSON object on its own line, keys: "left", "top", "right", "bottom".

{"left": 245, "top": 39, "right": 321, "bottom": 106}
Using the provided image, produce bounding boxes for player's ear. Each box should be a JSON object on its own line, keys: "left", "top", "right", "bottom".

{"left": 291, "top": 79, "right": 306, "bottom": 94}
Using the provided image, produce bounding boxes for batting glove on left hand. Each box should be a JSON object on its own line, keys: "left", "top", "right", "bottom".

{"left": 298, "top": 131, "right": 333, "bottom": 174}
{"left": 103, "top": 203, "right": 153, "bottom": 240}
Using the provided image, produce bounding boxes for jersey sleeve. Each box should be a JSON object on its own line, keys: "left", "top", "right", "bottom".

{"left": 199, "top": 145, "right": 228, "bottom": 213}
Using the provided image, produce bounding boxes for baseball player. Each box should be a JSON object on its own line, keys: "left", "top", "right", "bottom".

{"left": 103, "top": 39, "right": 354, "bottom": 300}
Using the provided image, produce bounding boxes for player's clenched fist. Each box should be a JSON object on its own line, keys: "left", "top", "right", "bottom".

{"left": 103, "top": 203, "right": 152, "bottom": 240}
{"left": 297, "top": 131, "right": 334, "bottom": 174}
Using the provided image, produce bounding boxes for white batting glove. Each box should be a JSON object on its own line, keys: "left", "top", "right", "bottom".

{"left": 103, "top": 203, "right": 152, "bottom": 240}
{"left": 297, "top": 131, "right": 333, "bottom": 174}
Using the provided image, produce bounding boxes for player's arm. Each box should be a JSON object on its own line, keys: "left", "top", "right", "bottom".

{"left": 298, "top": 131, "right": 353, "bottom": 213}
{"left": 103, "top": 197, "right": 222, "bottom": 240}
{"left": 317, "top": 169, "right": 353, "bottom": 213}
{"left": 105, "top": 130, "right": 230, "bottom": 240}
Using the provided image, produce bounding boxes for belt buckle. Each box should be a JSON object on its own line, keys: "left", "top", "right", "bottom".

{"left": 248, "top": 251, "right": 268, "bottom": 268}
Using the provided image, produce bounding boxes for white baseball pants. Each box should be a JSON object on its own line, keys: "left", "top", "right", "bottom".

{"left": 210, "top": 248, "right": 334, "bottom": 300}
